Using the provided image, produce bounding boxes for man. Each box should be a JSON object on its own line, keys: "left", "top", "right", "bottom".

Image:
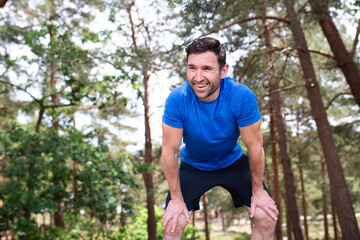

{"left": 161, "top": 37, "right": 278, "bottom": 240}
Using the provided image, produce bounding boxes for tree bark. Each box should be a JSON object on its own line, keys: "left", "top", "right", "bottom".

{"left": 49, "top": 13, "right": 65, "bottom": 227}
{"left": 331, "top": 197, "right": 340, "bottom": 240}
{"left": 272, "top": 70, "right": 303, "bottom": 240}
{"left": 262, "top": 12, "right": 303, "bottom": 240}
{"left": 202, "top": 193, "right": 210, "bottom": 240}
{"left": 299, "top": 164, "right": 309, "bottom": 240}
{"left": 20, "top": 124, "right": 42, "bottom": 240}
{"left": 142, "top": 172, "right": 156, "bottom": 239}
{"left": 142, "top": 72, "right": 157, "bottom": 240}
{"left": 269, "top": 107, "right": 283, "bottom": 240}
{"left": 50, "top": 50, "right": 65, "bottom": 228}
{"left": 321, "top": 158, "right": 329, "bottom": 240}
{"left": 284, "top": 189, "right": 293, "bottom": 240}
{"left": 72, "top": 159, "right": 78, "bottom": 204}
{"left": 192, "top": 211, "right": 197, "bottom": 238}
{"left": 263, "top": 27, "right": 283, "bottom": 240}
{"left": 126, "top": 2, "right": 157, "bottom": 238}
{"left": 309, "top": 0, "right": 360, "bottom": 107}
{"left": 35, "top": 107, "right": 44, "bottom": 133}
{"left": 0, "top": 0, "right": 8, "bottom": 8}
{"left": 285, "top": 1, "right": 360, "bottom": 239}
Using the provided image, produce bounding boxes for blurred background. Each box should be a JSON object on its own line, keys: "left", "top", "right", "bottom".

{"left": 0, "top": 0, "right": 359, "bottom": 239}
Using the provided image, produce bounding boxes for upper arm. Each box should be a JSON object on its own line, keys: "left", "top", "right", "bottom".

{"left": 238, "top": 120, "right": 263, "bottom": 150}
{"left": 162, "top": 122, "right": 183, "bottom": 154}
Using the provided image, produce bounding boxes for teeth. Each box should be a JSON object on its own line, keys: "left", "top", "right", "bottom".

{"left": 196, "top": 84, "right": 206, "bottom": 87}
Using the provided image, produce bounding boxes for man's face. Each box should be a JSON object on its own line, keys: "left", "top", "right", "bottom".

{"left": 186, "top": 51, "right": 228, "bottom": 102}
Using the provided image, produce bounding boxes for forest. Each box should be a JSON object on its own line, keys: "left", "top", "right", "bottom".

{"left": 0, "top": 0, "right": 359, "bottom": 239}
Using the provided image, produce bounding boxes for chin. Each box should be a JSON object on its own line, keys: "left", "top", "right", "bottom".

{"left": 195, "top": 92, "right": 208, "bottom": 99}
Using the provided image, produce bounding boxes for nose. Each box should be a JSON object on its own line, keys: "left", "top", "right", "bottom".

{"left": 194, "top": 69, "right": 203, "bottom": 81}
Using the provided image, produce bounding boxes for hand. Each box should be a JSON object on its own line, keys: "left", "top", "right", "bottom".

{"left": 162, "top": 199, "right": 191, "bottom": 232}
{"left": 250, "top": 189, "right": 279, "bottom": 221}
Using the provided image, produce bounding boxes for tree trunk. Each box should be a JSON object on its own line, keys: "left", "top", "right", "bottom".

{"left": 272, "top": 71, "right": 303, "bottom": 240}
{"left": 220, "top": 210, "right": 226, "bottom": 232}
{"left": 321, "top": 158, "right": 329, "bottom": 240}
{"left": 49, "top": 18, "right": 65, "bottom": 228}
{"left": 20, "top": 161, "right": 34, "bottom": 240}
{"left": 72, "top": 160, "right": 78, "bottom": 204}
{"left": 351, "top": 20, "right": 360, "bottom": 56}
{"left": 262, "top": 13, "right": 282, "bottom": 240}
{"left": 285, "top": 1, "right": 360, "bottom": 239}
{"left": 299, "top": 164, "right": 309, "bottom": 240}
{"left": 192, "top": 211, "right": 197, "bottom": 239}
{"left": 35, "top": 107, "right": 44, "bottom": 133}
{"left": 142, "top": 72, "right": 157, "bottom": 240}
{"left": 126, "top": 1, "right": 157, "bottom": 237}
{"left": 21, "top": 117, "right": 43, "bottom": 240}
{"left": 296, "top": 113, "right": 308, "bottom": 240}
{"left": 142, "top": 172, "right": 156, "bottom": 239}
{"left": 331, "top": 197, "right": 340, "bottom": 240}
{"left": 262, "top": 12, "right": 303, "bottom": 240}
{"left": 49, "top": 0, "right": 64, "bottom": 227}
{"left": 284, "top": 189, "right": 293, "bottom": 240}
{"left": 269, "top": 106, "right": 282, "bottom": 240}
{"left": 72, "top": 117, "right": 78, "bottom": 204}
{"left": 0, "top": 0, "right": 8, "bottom": 8}
{"left": 309, "top": 0, "right": 360, "bottom": 107}
{"left": 0, "top": 174, "right": 2, "bottom": 208}
{"left": 202, "top": 193, "right": 210, "bottom": 240}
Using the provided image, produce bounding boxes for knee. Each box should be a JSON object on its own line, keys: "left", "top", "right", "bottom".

{"left": 163, "top": 214, "right": 189, "bottom": 240}
{"left": 252, "top": 208, "right": 277, "bottom": 232}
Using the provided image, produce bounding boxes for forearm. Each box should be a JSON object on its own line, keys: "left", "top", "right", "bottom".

{"left": 248, "top": 146, "right": 265, "bottom": 193}
{"left": 162, "top": 150, "right": 184, "bottom": 202}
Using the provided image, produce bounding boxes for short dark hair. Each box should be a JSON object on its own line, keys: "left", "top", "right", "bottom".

{"left": 185, "top": 37, "right": 226, "bottom": 69}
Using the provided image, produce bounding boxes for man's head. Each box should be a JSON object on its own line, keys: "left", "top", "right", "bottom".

{"left": 185, "top": 37, "right": 229, "bottom": 102}
{"left": 185, "top": 37, "right": 226, "bottom": 70}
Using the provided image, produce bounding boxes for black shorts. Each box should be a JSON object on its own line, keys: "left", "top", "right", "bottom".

{"left": 165, "top": 154, "right": 269, "bottom": 211}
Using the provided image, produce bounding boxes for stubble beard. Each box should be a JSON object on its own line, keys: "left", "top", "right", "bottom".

{"left": 192, "top": 80, "right": 221, "bottom": 101}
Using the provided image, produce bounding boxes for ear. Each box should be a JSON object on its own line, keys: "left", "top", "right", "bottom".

{"left": 220, "top": 64, "right": 229, "bottom": 79}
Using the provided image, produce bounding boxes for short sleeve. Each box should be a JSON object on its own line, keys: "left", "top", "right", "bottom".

{"left": 162, "top": 90, "right": 184, "bottom": 129}
{"left": 236, "top": 87, "right": 261, "bottom": 127}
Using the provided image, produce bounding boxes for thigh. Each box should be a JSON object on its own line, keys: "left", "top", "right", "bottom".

{"left": 165, "top": 162, "right": 217, "bottom": 211}
{"left": 219, "top": 155, "right": 268, "bottom": 208}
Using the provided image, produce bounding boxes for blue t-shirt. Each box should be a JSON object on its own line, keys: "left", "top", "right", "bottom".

{"left": 162, "top": 77, "right": 261, "bottom": 171}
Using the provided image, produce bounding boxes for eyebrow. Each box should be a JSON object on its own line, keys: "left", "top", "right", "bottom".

{"left": 187, "top": 64, "right": 215, "bottom": 69}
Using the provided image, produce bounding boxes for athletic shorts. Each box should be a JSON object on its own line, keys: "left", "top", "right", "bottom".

{"left": 165, "top": 154, "right": 269, "bottom": 211}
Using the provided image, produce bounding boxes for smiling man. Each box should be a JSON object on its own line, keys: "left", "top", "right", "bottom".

{"left": 161, "top": 37, "right": 278, "bottom": 240}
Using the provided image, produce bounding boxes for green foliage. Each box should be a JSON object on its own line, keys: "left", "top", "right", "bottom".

{"left": 113, "top": 206, "right": 198, "bottom": 240}
{"left": 115, "top": 206, "right": 163, "bottom": 239}
{"left": 332, "top": 123, "right": 360, "bottom": 210}
{"left": 0, "top": 0, "right": 130, "bottom": 133}
{"left": 211, "top": 232, "right": 250, "bottom": 240}
{"left": 1, "top": 0, "right": 360, "bottom": 239}
{"left": 132, "top": 162, "right": 156, "bottom": 174}
{"left": 0, "top": 24, "right": 25, "bottom": 43}
{"left": 207, "top": 186, "right": 248, "bottom": 230}
{"left": 0, "top": 125, "right": 134, "bottom": 239}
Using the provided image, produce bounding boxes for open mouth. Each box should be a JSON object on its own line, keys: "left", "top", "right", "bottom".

{"left": 194, "top": 83, "right": 208, "bottom": 90}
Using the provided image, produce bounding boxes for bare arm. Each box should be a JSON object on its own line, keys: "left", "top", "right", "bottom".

{"left": 239, "top": 120, "right": 278, "bottom": 220}
{"left": 239, "top": 120, "right": 265, "bottom": 193}
{"left": 161, "top": 122, "right": 190, "bottom": 231}
{"left": 162, "top": 122, "right": 184, "bottom": 203}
